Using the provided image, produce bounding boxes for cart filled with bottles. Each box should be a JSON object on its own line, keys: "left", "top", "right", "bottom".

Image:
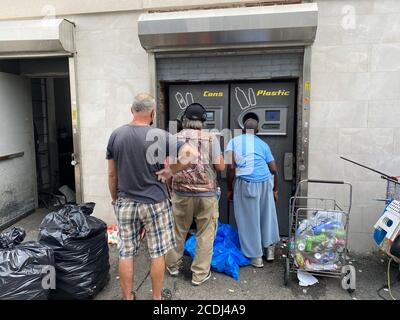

{"left": 284, "top": 179, "right": 356, "bottom": 292}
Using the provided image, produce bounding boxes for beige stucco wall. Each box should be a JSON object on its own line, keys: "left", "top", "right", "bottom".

{"left": 0, "top": 0, "right": 141, "bottom": 20}
{"left": 1, "top": 0, "right": 399, "bottom": 253}
{"left": 62, "top": 11, "right": 149, "bottom": 224}
{"left": 0, "top": 0, "right": 298, "bottom": 20}
{"left": 71, "top": 0, "right": 400, "bottom": 253}
{"left": 309, "top": 0, "right": 400, "bottom": 252}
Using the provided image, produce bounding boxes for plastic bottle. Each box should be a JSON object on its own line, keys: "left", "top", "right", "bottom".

{"left": 322, "top": 238, "right": 333, "bottom": 249}
{"left": 305, "top": 234, "right": 326, "bottom": 252}
{"left": 334, "top": 228, "right": 345, "bottom": 239}
{"left": 313, "top": 250, "right": 338, "bottom": 264}
{"left": 296, "top": 220, "right": 308, "bottom": 237}
{"left": 296, "top": 239, "right": 306, "bottom": 251}
{"left": 314, "top": 252, "right": 322, "bottom": 260}
{"left": 295, "top": 252, "right": 305, "bottom": 268}
{"left": 313, "top": 234, "right": 327, "bottom": 242}
{"left": 336, "top": 239, "right": 345, "bottom": 246}
{"left": 288, "top": 239, "right": 295, "bottom": 251}
{"left": 321, "top": 252, "right": 337, "bottom": 264}
{"left": 312, "top": 220, "right": 342, "bottom": 235}
{"left": 305, "top": 238, "right": 312, "bottom": 252}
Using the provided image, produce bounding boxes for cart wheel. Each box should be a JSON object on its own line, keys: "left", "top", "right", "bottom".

{"left": 284, "top": 258, "right": 290, "bottom": 286}
{"left": 341, "top": 265, "right": 356, "bottom": 292}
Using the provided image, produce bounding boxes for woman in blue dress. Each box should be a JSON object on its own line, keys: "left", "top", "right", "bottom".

{"left": 225, "top": 118, "right": 280, "bottom": 267}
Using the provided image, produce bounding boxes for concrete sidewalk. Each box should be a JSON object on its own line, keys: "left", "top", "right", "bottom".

{"left": 11, "top": 209, "right": 400, "bottom": 300}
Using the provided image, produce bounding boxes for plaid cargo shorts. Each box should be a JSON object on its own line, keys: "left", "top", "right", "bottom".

{"left": 114, "top": 197, "right": 176, "bottom": 259}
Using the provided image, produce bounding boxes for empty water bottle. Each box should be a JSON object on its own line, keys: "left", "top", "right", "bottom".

{"left": 312, "top": 220, "right": 342, "bottom": 235}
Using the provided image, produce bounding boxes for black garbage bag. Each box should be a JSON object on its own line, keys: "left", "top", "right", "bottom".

{"left": 38, "top": 202, "right": 110, "bottom": 300}
{"left": 0, "top": 227, "right": 54, "bottom": 300}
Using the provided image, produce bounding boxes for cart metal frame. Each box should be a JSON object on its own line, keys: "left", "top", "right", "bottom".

{"left": 284, "top": 179, "right": 356, "bottom": 292}
{"left": 384, "top": 176, "right": 400, "bottom": 204}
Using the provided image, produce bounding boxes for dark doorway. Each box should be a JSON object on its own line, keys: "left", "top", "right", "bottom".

{"left": 0, "top": 57, "right": 75, "bottom": 229}
{"left": 32, "top": 77, "right": 75, "bottom": 207}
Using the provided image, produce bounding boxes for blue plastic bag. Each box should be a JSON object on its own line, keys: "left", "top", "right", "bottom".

{"left": 184, "top": 222, "right": 250, "bottom": 280}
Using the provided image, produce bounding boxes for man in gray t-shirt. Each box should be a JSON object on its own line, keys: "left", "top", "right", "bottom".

{"left": 106, "top": 93, "right": 194, "bottom": 300}
{"left": 106, "top": 126, "right": 182, "bottom": 204}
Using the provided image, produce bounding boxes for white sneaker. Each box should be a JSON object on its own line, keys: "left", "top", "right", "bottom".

{"left": 266, "top": 245, "right": 275, "bottom": 261}
{"left": 191, "top": 271, "right": 211, "bottom": 286}
{"left": 251, "top": 257, "right": 264, "bottom": 268}
{"left": 166, "top": 266, "right": 180, "bottom": 277}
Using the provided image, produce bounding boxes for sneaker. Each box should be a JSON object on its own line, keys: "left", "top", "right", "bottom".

{"left": 166, "top": 266, "right": 180, "bottom": 277}
{"left": 251, "top": 257, "right": 264, "bottom": 268}
{"left": 191, "top": 271, "right": 212, "bottom": 286}
{"left": 266, "top": 245, "right": 275, "bottom": 262}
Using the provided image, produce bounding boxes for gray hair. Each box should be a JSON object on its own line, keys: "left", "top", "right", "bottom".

{"left": 131, "top": 93, "right": 155, "bottom": 113}
{"left": 182, "top": 118, "right": 204, "bottom": 130}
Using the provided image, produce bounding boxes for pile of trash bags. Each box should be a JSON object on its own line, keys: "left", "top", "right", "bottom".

{"left": 38, "top": 202, "right": 110, "bottom": 299}
{"left": 0, "top": 227, "right": 54, "bottom": 300}
{"left": 184, "top": 222, "right": 250, "bottom": 280}
{"left": 289, "top": 211, "right": 346, "bottom": 271}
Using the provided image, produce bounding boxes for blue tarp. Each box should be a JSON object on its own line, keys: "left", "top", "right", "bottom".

{"left": 184, "top": 222, "right": 250, "bottom": 281}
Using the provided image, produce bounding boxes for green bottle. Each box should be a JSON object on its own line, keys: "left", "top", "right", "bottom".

{"left": 305, "top": 234, "right": 327, "bottom": 252}
{"left": 335, "top": 229, "right": 345, "bottom": 239}
{"left": 305, "top": 237, "right": 313, "bottom": 252}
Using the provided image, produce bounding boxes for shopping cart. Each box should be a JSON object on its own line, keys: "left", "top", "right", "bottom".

{"left": 284, "top": 179, "right": 356, "bottom": 292}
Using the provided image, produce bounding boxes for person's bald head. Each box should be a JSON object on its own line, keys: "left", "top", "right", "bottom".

{"left": 131, "top": 93, "right": 155, "bottom": 114}
{"left": 243, "top": 118, "right": 259, "bottom": 134}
